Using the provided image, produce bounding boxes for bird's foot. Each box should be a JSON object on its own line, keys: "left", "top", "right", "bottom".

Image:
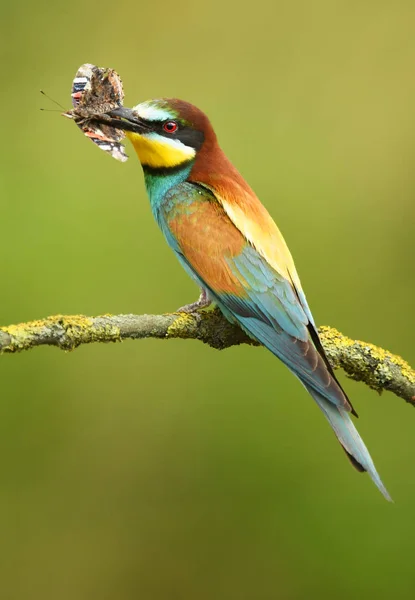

{"left": 176, "top": 288, "right": 211, "bottom": 314}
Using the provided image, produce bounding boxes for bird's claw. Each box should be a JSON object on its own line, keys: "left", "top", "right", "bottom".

{"left": 176, "top": 289, "right": 211, "bottom": 317}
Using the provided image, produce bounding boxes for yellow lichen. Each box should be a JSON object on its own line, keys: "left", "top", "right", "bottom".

{"left": 166, "top": 313, "right": 196, "bottom": 339}
{"left": 319, "top": 325, "right": 415, "bottom": 395}
{"left": 0, "top": 314, "right": 122, "bottom": 353}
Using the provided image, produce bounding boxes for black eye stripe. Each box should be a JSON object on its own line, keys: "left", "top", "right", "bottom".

{"left": 175, "top": 128, "right": 204, "bottom": 151}
{"left": 148, "top": 121, "right": 204, "bottom": 151}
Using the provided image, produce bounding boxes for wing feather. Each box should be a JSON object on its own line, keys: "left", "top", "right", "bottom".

{"left": 164, "top": 182, "right": 353, "bottom": 413}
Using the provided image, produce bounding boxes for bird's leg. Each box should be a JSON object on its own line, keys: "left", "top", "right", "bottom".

{"left": 176, "top": 288, "right": 212, "bottom": 313}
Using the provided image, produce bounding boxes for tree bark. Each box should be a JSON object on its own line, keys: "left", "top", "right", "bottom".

{"left": 1, "top": 309, "right": 414, "bottom": 406}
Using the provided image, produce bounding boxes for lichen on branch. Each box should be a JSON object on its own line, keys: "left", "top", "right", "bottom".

{"left": 0, "top": 309, "right": 414, "bottom": 406}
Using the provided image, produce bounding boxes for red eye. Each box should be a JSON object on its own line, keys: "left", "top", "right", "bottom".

{"left": 163, "top": 120, "right": 178, "bottom": 133}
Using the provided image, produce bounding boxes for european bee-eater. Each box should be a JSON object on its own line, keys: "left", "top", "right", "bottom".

{"left": 103, "top": 99, "right": 390, "bottom": 500}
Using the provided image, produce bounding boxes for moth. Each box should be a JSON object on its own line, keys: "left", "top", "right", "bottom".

{"left": 63, "top": 63, "right": 128, "bottom": 162}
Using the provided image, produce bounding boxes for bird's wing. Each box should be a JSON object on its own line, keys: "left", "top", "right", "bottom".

{"left": 166, "top": 183, "right": 352, "bottom": 412}
{"left": 197, "top": 176, "right": 309, "bottom": 283}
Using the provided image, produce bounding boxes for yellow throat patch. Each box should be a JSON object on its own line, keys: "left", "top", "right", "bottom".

{"left": 126, "top": 131, "right": 196, "bottom": 168}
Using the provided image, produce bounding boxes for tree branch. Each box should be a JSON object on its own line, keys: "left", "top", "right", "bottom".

{"left": 1, "top": 309, "right": 414, "bottom": 406}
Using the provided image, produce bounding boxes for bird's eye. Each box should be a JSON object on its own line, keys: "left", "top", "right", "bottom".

{"left": 163, "top": 120, "right": 178, "bottom": 134}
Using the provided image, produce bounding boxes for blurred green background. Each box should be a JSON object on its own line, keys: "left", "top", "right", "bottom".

{"left": 1, "top": 0, "right": 415, "bottom": 598}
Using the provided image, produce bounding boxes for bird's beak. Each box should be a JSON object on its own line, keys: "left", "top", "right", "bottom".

{"left": 102, "top": 107, "right": 151, "bottom": 134}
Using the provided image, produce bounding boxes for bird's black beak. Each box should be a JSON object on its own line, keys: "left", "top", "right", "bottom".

{"left": 97, "top": 107, "right": 150, "bottom": 134}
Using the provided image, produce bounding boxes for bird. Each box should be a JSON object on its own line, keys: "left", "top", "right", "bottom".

{"left": 103, "top": 98, "right": 391, "bottom": 500}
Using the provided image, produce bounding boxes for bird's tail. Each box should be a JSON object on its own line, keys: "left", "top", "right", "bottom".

{"left": 304, "top": 383, "right": 392, "bottom": 501}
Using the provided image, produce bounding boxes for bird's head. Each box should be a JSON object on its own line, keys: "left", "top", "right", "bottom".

{"left": 109, "top": 98, "right": 216, "bottom": 171}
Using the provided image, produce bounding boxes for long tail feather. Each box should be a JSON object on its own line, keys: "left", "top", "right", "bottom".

{"left": 304, "top": 384, "right": 392, "bottom": 501}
